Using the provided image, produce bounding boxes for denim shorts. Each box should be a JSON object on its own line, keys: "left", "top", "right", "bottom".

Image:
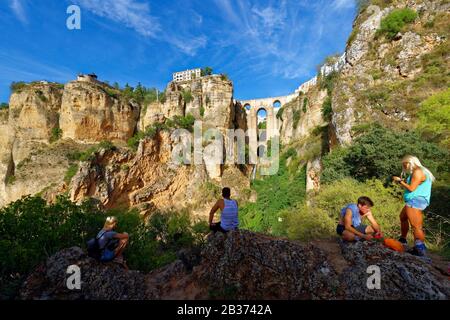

{"left": 406, "top": 197, "right": 429, "bottom": 211}
{"left": 336, "top": 224, "right": 367, "bottom": 236}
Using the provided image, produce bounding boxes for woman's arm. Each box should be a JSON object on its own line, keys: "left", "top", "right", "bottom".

{"left": 396, "top": 169, "right": 425, "bottom": 192}
{"left": 114, "top": 232, "right": 129, "bottom": 240}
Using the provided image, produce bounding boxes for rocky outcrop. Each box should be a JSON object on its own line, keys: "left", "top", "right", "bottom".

{"left": 340, "top": 241, "right": 449, "bottom": 300}
{"left": 20, "top": 247, "right": 146, "bottom": 300}
{"left": 20, "top": 230, "right": 450, "bottom": 300}
{"left": 142, "top": 75, "right": 236, "bottom": 133}
{"left": 331, "top": 0, "right": 450, "bottom": 145}
{"left": 8, "top": 83, "right": 63, "bottom": 165}
{"left": 60, "top": 81, "right": 140, "bottom": 143}
{"left": 68, "top": 130, "right": 250, "bottom": 217}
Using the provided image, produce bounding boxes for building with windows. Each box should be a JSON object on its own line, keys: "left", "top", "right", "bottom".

{"left": 172, "top": 68, "right": 202, "bottom": 82}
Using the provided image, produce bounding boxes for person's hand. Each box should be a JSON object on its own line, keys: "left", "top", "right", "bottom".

{"left": 374, "top": 231, "right": 383, "bottom": 239}
{"left": 392, "top": 176, "right": 402, "bottom": 183}
{"left": 363, "top": 234, "right": 373, "bottom": 241}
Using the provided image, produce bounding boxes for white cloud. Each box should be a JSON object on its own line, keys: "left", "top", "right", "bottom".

{"left": 9, "top": 0, "right": 28, "bottom": 24}
{"left": 75, "top": 0, "right": 206, "bottom": 55}
{"left": 75, "top": 0, "right": 161, "bottom": 37}
{"left": 332, "top": 0, "right": 355, "bottom": 9}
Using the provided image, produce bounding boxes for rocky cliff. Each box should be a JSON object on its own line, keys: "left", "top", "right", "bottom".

{"left": 0, "top": 76, "right": 251, "bottom": 217}
{"left": 20, "top": 230, "right": 450, "bottom": 300}
{"left": 332, "top": 0, "right": 449, "bottom": 145}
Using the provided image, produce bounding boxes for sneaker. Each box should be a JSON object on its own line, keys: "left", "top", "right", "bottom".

{"left": 408, "top": 246, "right": 432, "bottom": 264}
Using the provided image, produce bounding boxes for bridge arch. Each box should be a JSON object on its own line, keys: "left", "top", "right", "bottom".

{"left": 239, "top": 93, "right": 296, "bottom": 142}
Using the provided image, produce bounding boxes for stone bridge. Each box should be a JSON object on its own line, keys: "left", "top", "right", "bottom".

{"left": 238, "top": 93, "right": 297, "bottom": 141}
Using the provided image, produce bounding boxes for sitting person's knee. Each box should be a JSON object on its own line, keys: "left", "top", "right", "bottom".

{"left": 366, "top": 226, "right": 375, "bottom": 234}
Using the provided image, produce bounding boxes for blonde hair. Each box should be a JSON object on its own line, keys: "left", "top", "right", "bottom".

{"left": 401, "top": 155, "right": 436, "bottom": 182}
{"left": 103, "top": 216, "right": 118, "bottom": 229}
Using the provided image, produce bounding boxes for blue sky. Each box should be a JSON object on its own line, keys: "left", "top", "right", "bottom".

{"left": 0, "top": 0, "right": 357, "bottom": 103}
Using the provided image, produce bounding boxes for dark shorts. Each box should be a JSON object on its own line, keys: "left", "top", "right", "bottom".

{"left": 336, "top": 224, "right": 367, "bottom": 236}
{"left": 210, "top": 222, "right": 228, "bottom": 233}
{"left": 100, "top": 239, "right": 119, "bottom": 262}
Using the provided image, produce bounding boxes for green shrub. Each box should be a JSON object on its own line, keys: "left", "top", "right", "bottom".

{"left": 321, "top": 125, "right": 449, "bottom": 183}
{"left": 50, "top": 127, "right": 62, "bottom": 143}
{"left": 377, "top": 8, "right": 418, "bottom": 40}
{"left": 0, "top": 103, "right": 8, "bottom": 109}
{"left": 10, "top": 82, "right": 27, "bottom": 93}
{"left": 200, "top": 105, "right": 205, "bottom": 117}
{"left": 322, "top": 96, "right": 332, "bottom": 122}
{"left": 64, "top": 164, "right": 79, "bottom": 184}
{"left": 319, "top": 71, "right": 339, "bottom": 95}
{"left": 417, "top": 88, "right": 450, "bottom": 147}
{"left": 239, "top": 151, "right": 307, "bottom": 235}
{"left": 276, "top": 106, "right": 284, "bottom": 119}
{"left": 280, "top": 203, "right": 336, "bottom": 241}
{"left": 293, "top": 110, "right": 301, "bottom": 129}
{"left": 201, "top": 67, "right": 213, "bottom": 76}
{"left": 311, "top": 178, "right": 404, "bottom": 238}
{"left": 0, "top": 195, "right": 209, "bottom": 299}
{"left": 78, "top": 141, "right": 115, "bottom": 161}
{"left": 182, "top": 89, "right": 193, "bottom": 104}
{"left": 302, "top": 97, "right": 308, "bottom": 113}
{"left": 6, "top": 175, "right": 16, "bottom": 185}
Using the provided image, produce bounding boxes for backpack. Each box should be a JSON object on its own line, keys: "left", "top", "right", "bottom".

{"left": 87, "top": 230, "right": 108, "bottom": 260}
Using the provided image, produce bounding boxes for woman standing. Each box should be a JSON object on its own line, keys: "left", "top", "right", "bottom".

{"left": 393, "top": 155, "right": 435, "bottom": 258}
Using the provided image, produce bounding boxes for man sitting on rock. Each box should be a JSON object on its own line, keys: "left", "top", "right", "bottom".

{"left": 209, "top": 187, "right": 239, "bottom": 233}
{"left": 97, "top": 216, "right": 129, "bottom": 269}
{"left": 336, "top": 196, "right": 381, "bottom": 242}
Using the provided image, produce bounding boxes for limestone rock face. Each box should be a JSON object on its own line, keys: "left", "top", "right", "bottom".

{"left": 331, "top": 0, "right": 449, "bottom": 145}
{"left": 279, "top": 88, "right": 328, "bottom": 145}
{"left": 8, "top": 83, "right": 63, "bottom": 165}
{"left": 0, "top": 109, "right": 14, "bottom": 204}
{"left": 8, "top": 83, "right": 63, "bottom": 142}
{"left": 306, "top": 157, "right": 321, "bottom": 193}
{"left": 60, "top": 81, "right": 140, "bottom": 143}
{"left": 139, "top": 75, "right": 243, "bottom": 181}
{"left": 68, "top": 131, "right": 248, "bottom": 217}
{"left": 346, "top": 5, "right": 388, "bottom": 66}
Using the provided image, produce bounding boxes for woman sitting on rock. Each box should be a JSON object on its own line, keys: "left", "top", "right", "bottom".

{"left": 97, "top": 216, "right": 129, "bottom": 269}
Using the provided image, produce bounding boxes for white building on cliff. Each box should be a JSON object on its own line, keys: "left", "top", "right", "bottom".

{"left": 172, "top": 68, "right": 201, "bottom": 82}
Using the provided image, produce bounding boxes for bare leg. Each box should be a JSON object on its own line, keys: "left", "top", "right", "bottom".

{"left": 342, "top": 230, "right": 357, "bottom": 242}
{"left": 405, "top": 206, "right": 425, "bottom": 242}
{"left": 114, "top": 238, "right": 128, "bottom": 258}
{"left": 365, "top": 226, "right": 375, "bottom": 235}
{"left": 400, "top": 206, "right": 409, "bottom": 239}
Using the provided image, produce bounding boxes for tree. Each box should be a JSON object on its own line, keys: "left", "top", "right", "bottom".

{"left": 201, "top": 67, "right": 213, "bottom": 76}
{"left": 0, "top": 103, "right": 8, "bottom": 109}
